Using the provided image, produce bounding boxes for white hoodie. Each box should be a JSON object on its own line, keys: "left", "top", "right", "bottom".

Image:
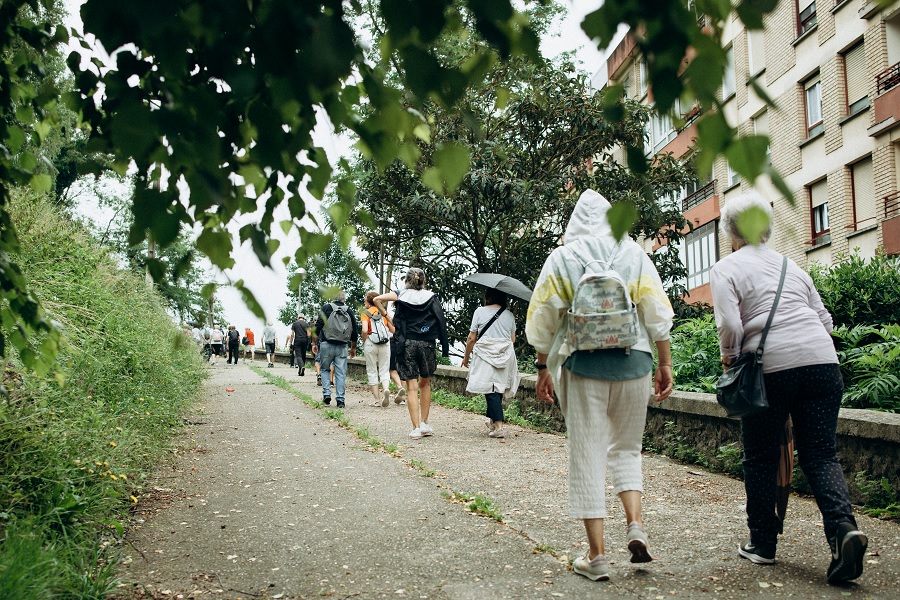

{"left": 525, "top": 189, "right": 673, "bottom": 383}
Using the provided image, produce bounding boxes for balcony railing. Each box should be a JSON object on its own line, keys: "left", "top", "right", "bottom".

{"left": 877, "top": 63, "right": 900, "bottom": 95}
{"left": 682, "top": 180, "right": 717, "bottom": 213}
{"left": 886, "top": 190, "right": 900, "bottom": 219}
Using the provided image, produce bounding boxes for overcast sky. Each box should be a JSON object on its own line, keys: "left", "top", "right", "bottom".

{"left": 66, "top": 1, "right": 610, "bottom": 343}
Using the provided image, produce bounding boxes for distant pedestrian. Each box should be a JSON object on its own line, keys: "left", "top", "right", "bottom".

{"left": 526, "top": 190, "right": 674, "bottom": 582}
{"left": 291, "top": 315, "right": 310, "bottom": 376}
{"left": 311, "top": 291, "right": 358, "bottom": 408}
{"left": 361, "top": 291, "right": 393, "bottom": 407}
{"left": 462, "top": 289, "right": 519, "bottom": 439}
{"left": 243, "top": 327, "right": 255, "bottom": 362}
{"left": 226, "top": 325, "right": 240, "bottom": 365}
{"left": 262, "top": 321, "right": 277, "bottom": 367}
{"left": 374, "top": 267, "right": 449, "bottom": 439}
{"left": 210, "top": 323, "right": 224, "bottom": 366}
{"left": 191, "top": 323, "right": 202, "bottom": 351}
{"left": 285, "top": 327, "right": 295, "bottom": 368}
{"left": 710, "top": 191, "right": 867, "bottom": 583}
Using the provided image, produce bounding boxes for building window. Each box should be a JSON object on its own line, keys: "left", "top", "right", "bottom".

{"left": 648, "top": 107, "right": 678, "bottom": 154}
{"left": 748, "top": 29, "right": 766, "bottom": 76}
{"left": 804, "top": 75, "right": 823, "bottom": 137}
{"left": 851, "top": 156, "right": 877, "bottom": 230}
{"left": 620, "top": 72, "right": 632, "bottom": 99}
{"left": 722, "top": 45, "right": 736, "bottom": 99}
{"left": 752, "top": 110, "right": 771, "bottom": 164}
{"left": 843, "top": 42, "right": 869, "bottom": 116}
{"left": 798, "top": 0, "right": 817, "bottom": 36}
{"left": 679, "top": 221, "right": 718, "bottom": 290}
{"left": 726, "top": 161, "right": 740, "bottom": 188}
{"left": 639, "top": 59, "right": 649, "bottom": 98}
{"left": 809, "top": 179, "right": 830, "bottom": 244}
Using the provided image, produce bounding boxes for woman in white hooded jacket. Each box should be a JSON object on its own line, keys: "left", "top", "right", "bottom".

{"left": 525, "top": 189, "right": 674, "bottom": 582}
{"left": 462, "top": 288, "right": 520, "bottom": 439}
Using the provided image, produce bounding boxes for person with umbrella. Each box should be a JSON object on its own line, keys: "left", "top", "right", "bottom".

{"left": 525, "top": 189, "right": 674, "bottom": 582}
{"left": 461, "top": 287, "right": 520, "bottom": 439}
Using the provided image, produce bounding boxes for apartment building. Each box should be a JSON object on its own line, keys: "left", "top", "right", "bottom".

{"left": 599, "top": 0, "right": 900, "bottom": 305}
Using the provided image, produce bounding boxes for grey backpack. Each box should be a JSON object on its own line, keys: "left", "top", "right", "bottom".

{"left": 322, "top": 303, "right": 353, "bottom": 343}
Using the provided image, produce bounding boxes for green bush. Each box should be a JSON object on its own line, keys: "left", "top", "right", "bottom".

{"left": 670, "top": 313, "right": 720, "bottom": 393}
{"left": 0, "top": 193, "right": 205, "bottom": 596}
{"left": 808, "top": 253, "right": 900, "bottom": 329}
{"left": 832, "top": 324, "right": 900, "bottom": 412}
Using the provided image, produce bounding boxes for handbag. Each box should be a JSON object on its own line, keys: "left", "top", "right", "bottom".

{"left": 716, "top": 256, "right": 788, "bottom": 418}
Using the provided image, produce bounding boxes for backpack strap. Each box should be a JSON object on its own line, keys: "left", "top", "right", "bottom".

{"left": 476, "top": 307, "right": 505, "bottom": 340}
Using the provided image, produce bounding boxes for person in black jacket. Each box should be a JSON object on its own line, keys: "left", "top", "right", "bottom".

{"left": 226, "top": 325, "right": 240, "bottom": 365}
{"left": 374, "top": 268, "right": 449, "bottom": 440}
{"left": 291, "top": 315, "right": 310, "bottom": 376}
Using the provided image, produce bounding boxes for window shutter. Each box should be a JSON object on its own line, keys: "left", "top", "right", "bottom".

{"left": 845, "top": 43, "right": 866, "bottom": 106}
{"left": 811, "top": 180, "right": 828, "bottom": 208}
{"left": 852, "top": 157, "right": 876, "bottom": 225}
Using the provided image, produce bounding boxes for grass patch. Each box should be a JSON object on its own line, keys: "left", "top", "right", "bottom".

{"left": 408, "top": 458, "right": 436, "bottom": 477}
{"left": 443, "top": 490, "right": 504, "bottom": 522}
{"left": 533, "top": 543, "right": 562, "bottom": 557}
{"left": 430, "top": 388, "right": 557, "bottom": 433}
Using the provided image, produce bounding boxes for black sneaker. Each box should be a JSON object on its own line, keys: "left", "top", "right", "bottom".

{"left": 336, "top": 401, "right": 345, "bottom": 409}
{"left": 738, "top": 541, "right": 776, "bottom": 564}
{"left": 827, "top": 522, "right": 867, "bottom": 584}
{"left": 322, "top": 396, "right": 331, "bottom": 405}
{"left": 316, "top": 374, "right": 322, "bottom": 386}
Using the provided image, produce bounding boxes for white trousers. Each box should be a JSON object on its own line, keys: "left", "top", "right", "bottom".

{"left": 557, "top": 370, "right": 651, "bottom": 519}
{"left": 363, "top": 338, "right": 391, "bottom": 386}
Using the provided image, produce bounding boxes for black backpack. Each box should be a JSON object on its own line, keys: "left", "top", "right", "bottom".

{"left": 228, "top": 329, "right": 240, "bottom": 343}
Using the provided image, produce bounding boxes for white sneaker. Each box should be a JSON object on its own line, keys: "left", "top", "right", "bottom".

{"left": 409, "top": 428, "right": 422, "bottom": 439}
{"left": 488, "top": 428, "right": 505, "bottom": 438}
{"left": 381, "top": 388, "right": 390, "bottom": 407}
{"left": 419, "top": 422, "right": 433, "bottom": 436}
{"left": 573, "top": 553, "right": 610, "bottom": 581}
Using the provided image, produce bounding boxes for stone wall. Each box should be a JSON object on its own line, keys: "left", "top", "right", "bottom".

{"left": 272, "top": 351, "right": 900, "bottom": 503}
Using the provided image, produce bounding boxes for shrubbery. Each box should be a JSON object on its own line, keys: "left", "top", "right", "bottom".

{"left": 0, "top": 193, "right": 206, "bottom": 596}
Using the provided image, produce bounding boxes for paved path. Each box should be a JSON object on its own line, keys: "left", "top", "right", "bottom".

{"left": 116, "top": 361, "right": 900, "bottom": 599}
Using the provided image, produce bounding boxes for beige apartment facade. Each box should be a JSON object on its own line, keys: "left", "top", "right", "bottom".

{"left": 601, "top": 0, "right": 900, "bottom": 305}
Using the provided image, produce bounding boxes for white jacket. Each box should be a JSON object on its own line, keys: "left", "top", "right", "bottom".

{"left": 525, "top": 189, "right": 673, "bottom": 384}
{"left": 466, "top": 337, "right": 520, "bottom": 397}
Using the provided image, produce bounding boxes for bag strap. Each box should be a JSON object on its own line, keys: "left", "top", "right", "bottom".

{"left": 582, "top": 242, "right": 623, "bottom": 273}
{"left": 757, "top": 256, "right": 788, "bottom": 355}
{"left": 477, "top": 307, "right": 505, "bottom": 340}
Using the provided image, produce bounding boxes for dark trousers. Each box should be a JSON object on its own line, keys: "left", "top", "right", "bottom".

{"left": 288, "top": 344, "right": 295, "bottom": 367}
{"left": 227, "top": 342, "right": 239, "bottom": 364}
{"left": 294, "top": 340, "right": 308, "bottom": 372}
{"left": 741, "top": 363, "right": 854, "bottom": 544}
{"left": 486, "top": 392, "right": 504, "bottom": 422}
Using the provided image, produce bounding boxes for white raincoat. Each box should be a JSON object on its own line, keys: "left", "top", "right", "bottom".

{"left": 525, "top": 189, "right": 674, "bottom": 387}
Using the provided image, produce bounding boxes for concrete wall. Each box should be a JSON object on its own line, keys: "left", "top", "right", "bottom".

{"left": 303, "top": 353, "right": 900, "bottom": 503}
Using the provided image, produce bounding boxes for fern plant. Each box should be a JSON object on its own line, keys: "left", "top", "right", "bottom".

{"left": 670, "top": 312, "right": 721, "bottom": 393}
{"left": 833, "top": 324, "right": 900, "bottom": 412}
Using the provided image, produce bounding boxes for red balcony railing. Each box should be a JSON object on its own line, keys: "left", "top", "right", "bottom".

{"left": 877, "top": 63, "right": 900, "bottom": 95}
{"left": 885, "top": 190, "right": 900, "bottom": 219}
{"left": 682, "top": 180, "right": 717, "bottom": 213}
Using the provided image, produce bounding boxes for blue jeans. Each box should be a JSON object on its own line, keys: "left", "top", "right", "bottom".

{"left": 318, "top": 341, "right": 348, "bottom": 405}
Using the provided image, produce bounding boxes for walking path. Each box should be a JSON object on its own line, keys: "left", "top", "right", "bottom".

{"left": 116, "top": 361, "right": 900, "bottom": 599}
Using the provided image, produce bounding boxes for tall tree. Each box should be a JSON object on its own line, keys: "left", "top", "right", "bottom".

{"left": 278, "top": 239, "right": 369, "bottom": 328}
{"left": 348, "top": 45, "right": 694, "bottom": 345}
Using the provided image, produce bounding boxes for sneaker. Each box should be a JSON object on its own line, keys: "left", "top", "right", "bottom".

{"left": 626, "top": 522, "right": 653, "bottom": 563}
{"left": 488, "top": 428, "right": 505, "bottom": 438}
{"left": 336, "top": 401, "right": 345, "bottom": 409}
{"left": 419, "top": 422, "right": 434, "bottom": 436}
{"left": 393, "top": 388, "right": 407, "bottom": 404}
{"left": 826, "top": 522, "right": 867, "bottom": 584}
{"left": 322, "top": 396, "right": 331, "bottom": 406}
{"left": 381, "top": 388, "right": 390, "bottom": 407}
{"left": 317, "top": 374, "right": 322, "bottom": 386}
{"left": 484, "top": 418, "right": 494, "bottom": 433}
{"left": 573, "top": 553, "right": 610, "bottom": 581}
{"left": 300, "top": 367, "right": 305, "bottom": 376}
{"left": 738, "top": 541, "right": 776, "bottom": 565}
{"left": 409, "top": 428, "right": 423, "bottom": 439}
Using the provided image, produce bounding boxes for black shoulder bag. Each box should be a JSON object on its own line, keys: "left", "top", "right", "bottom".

{"left": 716, "top": 256, "right": 788, "bottom": 418}
{"left": 477, "top": 308, "right": 505, "bottom": 340}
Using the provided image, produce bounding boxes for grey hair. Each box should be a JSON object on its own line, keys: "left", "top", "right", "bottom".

{"left": 720, "top": 190, "right": 773, "bottom": 246}
{"left": 334, "top": 290, "right": 347, "bottom": 303}
{"left": 404, "top": 267, "right": 426, "bottom": 290}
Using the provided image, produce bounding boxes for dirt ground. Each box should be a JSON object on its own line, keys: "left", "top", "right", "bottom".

{"left": 114, "top": 361, "right": 900, "bottom": 599}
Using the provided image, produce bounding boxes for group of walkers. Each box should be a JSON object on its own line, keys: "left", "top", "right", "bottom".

{"left": 202, "top": 186, "right": 868, "bottom": 587}
{"left": 192, "top": 323, "right": 256, "bottom": 366}
{"left": 523, "top": 189, "right": 867, "bottom": 586}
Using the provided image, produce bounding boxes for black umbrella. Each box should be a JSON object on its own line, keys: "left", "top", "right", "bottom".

{"left": 463, "top": 273, "right": 533, "bottom": 302}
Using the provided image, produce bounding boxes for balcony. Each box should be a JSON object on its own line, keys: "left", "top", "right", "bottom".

{"left": 883, "top": 191, "right": 900, "bottom": 255}
{"left": 870, "top": 62, "right": 900, "bottom": 136}
{"left": 682, "top": 180, "right": 720, "bottom": 227}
